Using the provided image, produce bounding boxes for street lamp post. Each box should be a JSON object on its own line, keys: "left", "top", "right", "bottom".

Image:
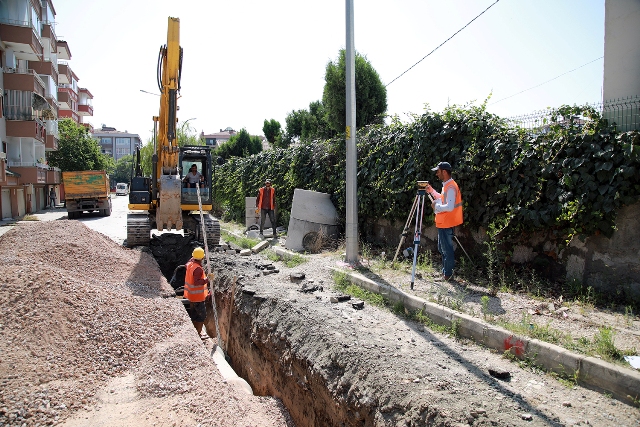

{"left": 140, "top": 89, "right": 160, "bottom": 96}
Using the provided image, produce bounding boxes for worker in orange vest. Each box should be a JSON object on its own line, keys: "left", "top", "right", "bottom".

{"left": 256, "top": 179, "right": 277, "bottom": 238}
{"left": 184, "top": 247, "right": 211, "bottom": 339}
{"left": 426, "top": 162, "right": 463, "bottom": 280}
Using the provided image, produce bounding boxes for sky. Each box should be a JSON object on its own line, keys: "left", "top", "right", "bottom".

{"left": 52, "top": 0, "right": 605, "bottom": 141}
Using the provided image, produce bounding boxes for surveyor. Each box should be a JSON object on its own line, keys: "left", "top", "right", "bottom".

{"left": 425, "top": 162, "right": 463, "bottom": 280}
{"left": 184, "top": 247, "right": 211, "bottom": 339}
{"left": 256, "top": 179, "right": 277, "bottom": 238}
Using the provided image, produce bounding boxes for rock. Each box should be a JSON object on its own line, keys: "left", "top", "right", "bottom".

{"left": 239, "top": 249, "right": 251, "bottom": 256}
{"left": 488, "top": 368, "right": 511, "bottom": 380}
{"left": 330, "top": 294, "right": 351, "bottom": 303}
{"left": 242, "top": 288, "right": 256, "bottom": 296}
{"left": 251, "top": 240, "right": 270, "bottom": 254}
{"left": 290, "top": 272, "right": 306, "bottom": 281}
{"left": 352, "top": 300, "right": 364, "bottom": 310}
{"left": 562, "top": 401, "right": 572, "bottom": 407}
{"left": 263, "top": 269, "right": 279, "bottom": 275}
{"left": 521, "top": 413, "right": 533, "bottom": 421}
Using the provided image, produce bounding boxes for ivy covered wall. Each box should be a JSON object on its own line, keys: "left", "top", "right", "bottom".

{"left": 213, "top": 103, "right": 640, "bottom": 252}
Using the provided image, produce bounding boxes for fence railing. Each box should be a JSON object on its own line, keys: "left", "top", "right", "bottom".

{"left": 506, "top": 95, "right": 640, "bottom": 133}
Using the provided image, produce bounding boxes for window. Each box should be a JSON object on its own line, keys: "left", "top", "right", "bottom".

{"left": 101, "top": 137, "right": 112, "bottom": 146}
{"left": 115, "top": 137, "right": 130, "bottom": 146}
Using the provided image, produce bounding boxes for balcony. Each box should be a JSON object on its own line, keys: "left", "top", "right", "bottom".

{"left": 6, "top": 117, "right": 46, "bottom": 143}
{"left": 57, "top": 39, "right": 71, "bottom": 60}
{"left": 0, "top": 20, "right": 43, "bottom": 61}
{"left": 3, "top": 68, "right": 46, "bottom": 93}
{"left": 45, "top": 134, "right": 58, "bottom": 150}
{"left": 78, "top": 104, "right": 93, "bottom": 116}
{"left": 46, "top": 168, "right": 61, "bottom": 185}
{"left": 59, "top": 109, "right": 79, "bottom": 123}
{"left": 41, "top": 23, "right": 57, "bottom": 49}
{"left": 28, "top": 61, "right": 59, "bottom": 85}
{"left": 9, "top": 164, "right": 48, "bottom": 185}
{"left": 58, "top": 62, "right": 72, "bottom": 84}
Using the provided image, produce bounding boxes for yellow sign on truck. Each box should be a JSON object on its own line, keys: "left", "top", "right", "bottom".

{"left": 62, "top": 170, "right": 112, "bottom": 219}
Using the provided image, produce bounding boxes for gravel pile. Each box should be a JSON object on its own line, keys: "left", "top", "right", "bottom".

{"left": 0, "top": 220, "right": 292, "bottom": 427}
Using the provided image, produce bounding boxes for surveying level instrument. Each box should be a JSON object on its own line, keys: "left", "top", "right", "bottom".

{"left": 393, "top": 181, "right": 474, "bottom": 290}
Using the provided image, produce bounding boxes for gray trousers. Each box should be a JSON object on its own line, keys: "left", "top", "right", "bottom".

{"left": 260, "top": 209, "right": 276, "bottom": 234}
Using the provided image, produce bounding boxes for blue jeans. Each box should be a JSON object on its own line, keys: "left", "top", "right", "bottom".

{"left": 437, "top": 227, "right": 455, "bottom": 277}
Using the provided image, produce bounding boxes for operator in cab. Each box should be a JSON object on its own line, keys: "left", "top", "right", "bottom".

{"left": 183, "top": 164, "right": 204, "bottom": 188}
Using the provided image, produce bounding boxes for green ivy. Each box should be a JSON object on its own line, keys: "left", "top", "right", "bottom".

{"left": 212, "top": 103, "right": 640, "bottom": 249}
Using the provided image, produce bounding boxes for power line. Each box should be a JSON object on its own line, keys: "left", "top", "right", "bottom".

{"left": 490, "top": 56, "right": 604, "bottom": 105}
{"left": 385, "top": 0, "right": 500, "bottom": 87}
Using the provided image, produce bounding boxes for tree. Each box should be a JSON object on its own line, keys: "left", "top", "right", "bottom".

{"left": 262, "top": 119, "right": 281, "bottom": 145}
{"left": 111, "top": 155, "right": 134, "bottom": 183}
{"left": 284, "top": 101, "right": 333, "bottom": 144}
{"left": 177, "top": 120, "right": 204, "bottom": 146}
{"left": 47, "top": 118, "right": 113, "bottom": 172}
{"left": 323, "top": 49, "right": 387, "bottom": 134}
{"left": 214, "top": 128, "right": 262, "bottom": 159}
{"left": 139, "top": 139, "right": 154, "bottom": 177}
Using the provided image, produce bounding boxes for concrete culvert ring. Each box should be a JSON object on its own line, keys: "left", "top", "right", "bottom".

{"left": 302, "top": 231, "right": 322, "bottom": 253}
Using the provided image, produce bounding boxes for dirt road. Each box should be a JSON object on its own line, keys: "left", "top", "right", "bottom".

{"left": 0, "top": 213, "right": 638, "bottom": 426}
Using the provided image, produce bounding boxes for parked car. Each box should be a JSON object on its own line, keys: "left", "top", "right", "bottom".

{"left": 116, "top": 183, "right": 129, "bottom": 196}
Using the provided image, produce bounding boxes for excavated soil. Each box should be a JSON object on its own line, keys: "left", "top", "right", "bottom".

{"left": 1, "top": 220, "right": 639, "bottom": 427}
{"left": 0, "top": 221, "right": 292, "bottom": 427}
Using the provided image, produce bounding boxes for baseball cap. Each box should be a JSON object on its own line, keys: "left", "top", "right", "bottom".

{"left": 431, "top": 162, "right": 452, "bottom": 172}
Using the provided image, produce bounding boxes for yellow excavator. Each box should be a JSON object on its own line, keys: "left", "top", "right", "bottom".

{"left": 126, "top": 17, "right": 220, "bottom": 248}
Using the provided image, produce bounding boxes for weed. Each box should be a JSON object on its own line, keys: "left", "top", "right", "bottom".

{"left": 283, "top": 254, "right": 307, "bottom": 268}
{"left": 221, "top": 230, "right": 259, "bottom": 249}
{"left": 22, "top": 215, "right": 39, "bottom": 221}
{"left": 481, "top": 295, "right": 490, "bottom": 320}
{"left": 413, "top": 309, "right": 460, "bottom": 336}
{"left": 497, "top": 313, "right": 570, "bottom": 347}
{"left": 624, "top": 305, "right": 635, "bottom": 327}
{"left": 550, "top": 369, "right": 579, "bottom": 388}
{"left": 593, "top": 327, "right": 623, "bottom": 362}
{"left": 332, "top": 271, "right": 386, "bottom": 307}
{"left": 417, "top": 250, "right": 435, "bottom": 273}
{"left": 391, "top": 301, "right": 405, "bottom": 315}
{"left": 434, "top": 287, "right": 466, "bottom": 312}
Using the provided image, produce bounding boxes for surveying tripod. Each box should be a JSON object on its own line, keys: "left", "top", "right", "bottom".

{"left": 393, "top": 181, "right": 473, "bottom": 290}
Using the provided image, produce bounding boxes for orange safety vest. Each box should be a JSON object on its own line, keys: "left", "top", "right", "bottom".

{"left": 257, "top": 186, "right": 275, "bottom": 210}
{"left": 435, "top": 179, "right": 463, "bottom": 228}
{"left": 184, "top": 259, "right": 208, "bottom": 302}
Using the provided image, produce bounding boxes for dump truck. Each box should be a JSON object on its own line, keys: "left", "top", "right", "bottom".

{"left": 62, "top": 170, "right": 112, "bottom": 219}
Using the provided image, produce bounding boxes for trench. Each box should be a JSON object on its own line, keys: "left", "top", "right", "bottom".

{"left": 149, "top": 234, "right": 372, "bottom": 427}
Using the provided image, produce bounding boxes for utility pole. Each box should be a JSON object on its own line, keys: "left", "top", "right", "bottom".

{"left": 345, "top": 0, "right": 358, "bottom": 264}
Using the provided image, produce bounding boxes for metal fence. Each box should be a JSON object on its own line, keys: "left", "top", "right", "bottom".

{"left": 506, "top": 95, "right": 640, "bottom": 133}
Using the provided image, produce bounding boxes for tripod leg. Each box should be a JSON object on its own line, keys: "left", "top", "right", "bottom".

{"left": 392, "top": 195, "right": 419, "bottom": 263}
{"left": 410, "top": 193, "right": 426, "bottom": 289}
{"left": 454, "top": 234, "right": 474, "bottom": 266}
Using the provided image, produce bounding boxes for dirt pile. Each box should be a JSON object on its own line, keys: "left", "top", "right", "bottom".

{"left": 0, "top": 220, "right": 292, "bottom": 427}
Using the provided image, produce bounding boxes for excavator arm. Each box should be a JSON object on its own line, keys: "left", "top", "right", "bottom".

{"left": 154, "top": 17, "right": 183, "bottom": 231}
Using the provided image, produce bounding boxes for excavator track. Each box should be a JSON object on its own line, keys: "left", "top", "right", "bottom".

{"left": 126, "top": 213, "right": 151, "bottom": 247}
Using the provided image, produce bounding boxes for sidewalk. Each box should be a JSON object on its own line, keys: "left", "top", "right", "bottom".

{"left": 0, "top": 205, "right": 68, "bottom": 237}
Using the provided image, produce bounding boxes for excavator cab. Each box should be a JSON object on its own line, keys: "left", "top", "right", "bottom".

{"left": 179, "top": 145, "right": 212, "bottom": 206}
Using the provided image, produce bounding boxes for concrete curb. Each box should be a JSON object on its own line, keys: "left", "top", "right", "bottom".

{"left": 329, "top": 267, "right": 640, "bottom": 404}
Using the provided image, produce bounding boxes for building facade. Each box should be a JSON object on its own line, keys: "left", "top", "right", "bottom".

{"left": 91, "top": 125, "right": 142, "bottom": 162}
{"left": 200, "top": 127, "right": 236, "bottom": 148}
{"left": 0, "top": 0, "right": 91, "bottom": 219}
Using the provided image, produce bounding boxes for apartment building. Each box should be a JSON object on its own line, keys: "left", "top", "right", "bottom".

{"left": 91, "top": 125, "right": 142, "bottom": 162}
{"left": 0, "top": 0, "right": 91, "bottom": 219}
